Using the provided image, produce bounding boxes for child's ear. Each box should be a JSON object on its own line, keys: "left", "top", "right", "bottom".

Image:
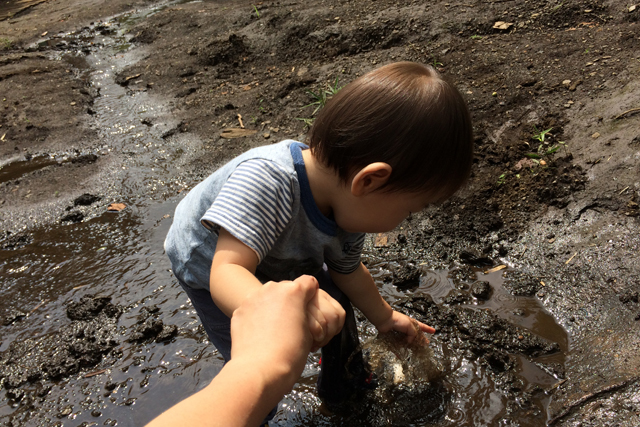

{"left": 350, "top": 163, "right": 392, "bottom": 196}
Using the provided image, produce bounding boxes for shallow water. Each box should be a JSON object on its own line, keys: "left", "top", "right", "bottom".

{"left": 0, "top": 2, "right": 569, "bottom": 426}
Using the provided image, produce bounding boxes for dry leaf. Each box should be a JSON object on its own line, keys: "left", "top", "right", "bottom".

{"left": 107, "top": 203, "right": 126, "bottom": 212}
{"left": 374, "top": 233, "right": 389, "bottom": 247}
{"left": 493, "top": 21, "right": 513, "bottom": 30}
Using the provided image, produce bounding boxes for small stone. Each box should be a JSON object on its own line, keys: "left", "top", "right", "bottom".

{"left": 591, "top": 132, "right": 601, "bottom": 139}
{"left": 70, "top": 102, "right": 76, "bottom": 106}
{"left": 492, "top": 91, "right": 498, "bottom": 96}
{"left": 540, "top": 160, "right": 547, "bottom": 165}
{"left": 262, "top": 132, "right": 270, "bottom": 139}
{"left": 58, "top": 405, "right": 73, "bottom": 417}
{"left": 518, "top": 335, "right": 524, "bottom": 340}
{"left": 562, "top": 79, "right": 571, "bottom": 86}
{"left": 584, "top": 9, "right": 592, "bottom": 13}
{"left": 91, "top": 410, "right": 102, "bottom": 417}
{"left": 629, "top": 5, "right": 637, "bottom": 12}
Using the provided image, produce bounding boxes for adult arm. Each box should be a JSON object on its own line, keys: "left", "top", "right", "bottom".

{"left": 146, "top": 276, "right": 345, "bottom": 427}
{"left": 330, "top": 262, "right": 435, "bottom": 342}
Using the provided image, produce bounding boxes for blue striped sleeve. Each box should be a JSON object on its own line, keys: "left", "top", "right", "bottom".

{"left": 201, "top": 159, "right": 294, "bottom": 262}
{"left": 325, "top": 233, "right": 366, "bottom": 274}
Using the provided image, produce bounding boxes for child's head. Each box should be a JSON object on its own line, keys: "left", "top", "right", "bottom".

{"left": 308, "top": 62, "right": 473, "bottom": 202}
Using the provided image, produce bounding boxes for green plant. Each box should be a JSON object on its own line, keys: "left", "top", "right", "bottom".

{"left": 470, "top": 35, "right": 483, "bottom": 40}
{"left": 0, "top": 38, "right": 12, "bottom": 50}
{"left": 497, "top": 173, "right": 507, "bottom": 185}
{"left": 532, "top": 125, "right": 552, "bottom": 143}
{"left": 252, "top": 4, "right": 260, "bottom": 18}
{"left": 525, "top": 141, "right": 568, "bottom": 161}
{"left": 296, "top": 117, "right": 314, "bottom": 128}
{"left": 431, "top": 54, "right": 443, "bottom": 68}
{"left": 303, "top": 77, "right": 342, "bottom": 115}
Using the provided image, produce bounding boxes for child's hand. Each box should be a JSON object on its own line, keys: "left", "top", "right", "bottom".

{"left": 306, "top": 287, "right": 346, "bottom": 351}
{"left": 376, "top": 310, "right": 435, "bottom": 344}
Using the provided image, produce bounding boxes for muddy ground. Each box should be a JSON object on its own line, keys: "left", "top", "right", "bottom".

{"left": 1, "top": 0, "right": 639, "bottom": 425}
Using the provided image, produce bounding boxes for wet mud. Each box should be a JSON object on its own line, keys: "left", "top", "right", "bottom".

{"left": 1, "top": 0, "right": 639, "bottom": 425}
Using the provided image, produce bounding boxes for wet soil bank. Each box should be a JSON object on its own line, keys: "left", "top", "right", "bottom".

{"left": 1, "top": 0, "right": 639, "bottom": 425}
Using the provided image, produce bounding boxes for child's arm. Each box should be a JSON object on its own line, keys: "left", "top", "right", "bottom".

{"left": 329, "top": 262, "right": 435, "bottom": 342}
{"left": 209, "top": 228, "right": 262, "bottom": 318}
{"left": 210, "top": 228, "right": 344, "bottom": 349}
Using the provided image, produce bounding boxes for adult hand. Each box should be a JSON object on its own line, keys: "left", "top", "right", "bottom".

{"left": 230, "top": 275, "right": 344, "bottom": 395}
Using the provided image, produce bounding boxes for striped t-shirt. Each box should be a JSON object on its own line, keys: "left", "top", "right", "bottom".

{"left": 164, "top": 140, "right": 365, "bottom": 290}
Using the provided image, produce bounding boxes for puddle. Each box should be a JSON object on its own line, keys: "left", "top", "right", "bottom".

{"left": 269, "top": 261, "right": 570, "bottom": 427}
{"left": 0, "top": 155, "right": 58, "bottom": 184}
{"left": 0, "top": 0, "right": 46, "bottom": 21}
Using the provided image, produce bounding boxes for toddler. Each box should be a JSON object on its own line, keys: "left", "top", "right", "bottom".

{"left": 165, "top": 61, "right": 473, "bottom": 419}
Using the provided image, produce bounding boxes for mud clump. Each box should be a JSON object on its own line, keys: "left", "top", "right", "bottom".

{"left": 0, "top": 295, "right": 123, "bottom": 395}
{"left": 67, "top": 295, "right": 118, "bottom": 321}
{"left": 0, "top": 231, "right": 33, "bottom": 250}
{"left": 471, "top": 281, "right": 492, "bottom": 300}
{"left": 388, "top": 261, "right": 421, "bottom": 291}
{"left": 73, "top": 193, "right": 101, "bottom": 206}
{"left": 502, "top": 270, "right": 541, "bottom": 296}
{"left": 128, "top": 305, "right": 178, "bottom": 343}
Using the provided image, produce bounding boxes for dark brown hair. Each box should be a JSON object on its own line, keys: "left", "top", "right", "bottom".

{"left": 308, "top": 62, "right": 473, "bottom": 200}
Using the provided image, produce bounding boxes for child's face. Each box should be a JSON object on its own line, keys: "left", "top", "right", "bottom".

{"left": 334, "top": 190, "right": 434, "bottom": 234}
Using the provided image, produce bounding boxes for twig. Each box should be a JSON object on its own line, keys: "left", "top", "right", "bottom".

{"left": 84, "top": 369, "right": 108, "bottom": 378}
{"left": 237, "top": 114, "right": 244, "bottom": 129}
{"left": 565, "top": 252, "right": 577, "bottom": 265}
{"left": 548, "top": 378, "right": 639, "bottom": 425}
{"left": 28, "top": 299, "right": 48, "bottom": 315}
{"left": 484, "top": 265, "right": 507, "bottom": 274}
{"left": 519, "top": 245, "right": 528, "bottom": 258}
{"left": 619, "top": 186, "right": 629, "bottom": 195}
{"left": 613, "top": 107, "right": 640, "bottom": 120}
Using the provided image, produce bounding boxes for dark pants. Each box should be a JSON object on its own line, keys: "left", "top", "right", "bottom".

{"left": 178, "top": 265, "right": 370, "bottom": 417}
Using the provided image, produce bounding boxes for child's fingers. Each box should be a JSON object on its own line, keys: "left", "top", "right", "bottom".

{"left": 306, "top": 304, "right": 327, "bottom": 344}
{"left": 418, "top": 323, "right": 436, "bottom": 334}
{"left": 317, "top": 290, "right": 345, "bottom": 341}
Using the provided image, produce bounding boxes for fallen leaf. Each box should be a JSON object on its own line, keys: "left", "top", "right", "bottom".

{"left": 220, "top": 128, "right": 258, "bottom": 139}
{"left": 493, "top": 21, "right": 513, "bottom": 30}
{"left": 374, "top": 233, "right": 389, "bottom": 247}
{"left": 107, "top": 203, "right": 126, "bottom": 212}
{"left": 514, "top": 158, "right": 535, "bottom": 170}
